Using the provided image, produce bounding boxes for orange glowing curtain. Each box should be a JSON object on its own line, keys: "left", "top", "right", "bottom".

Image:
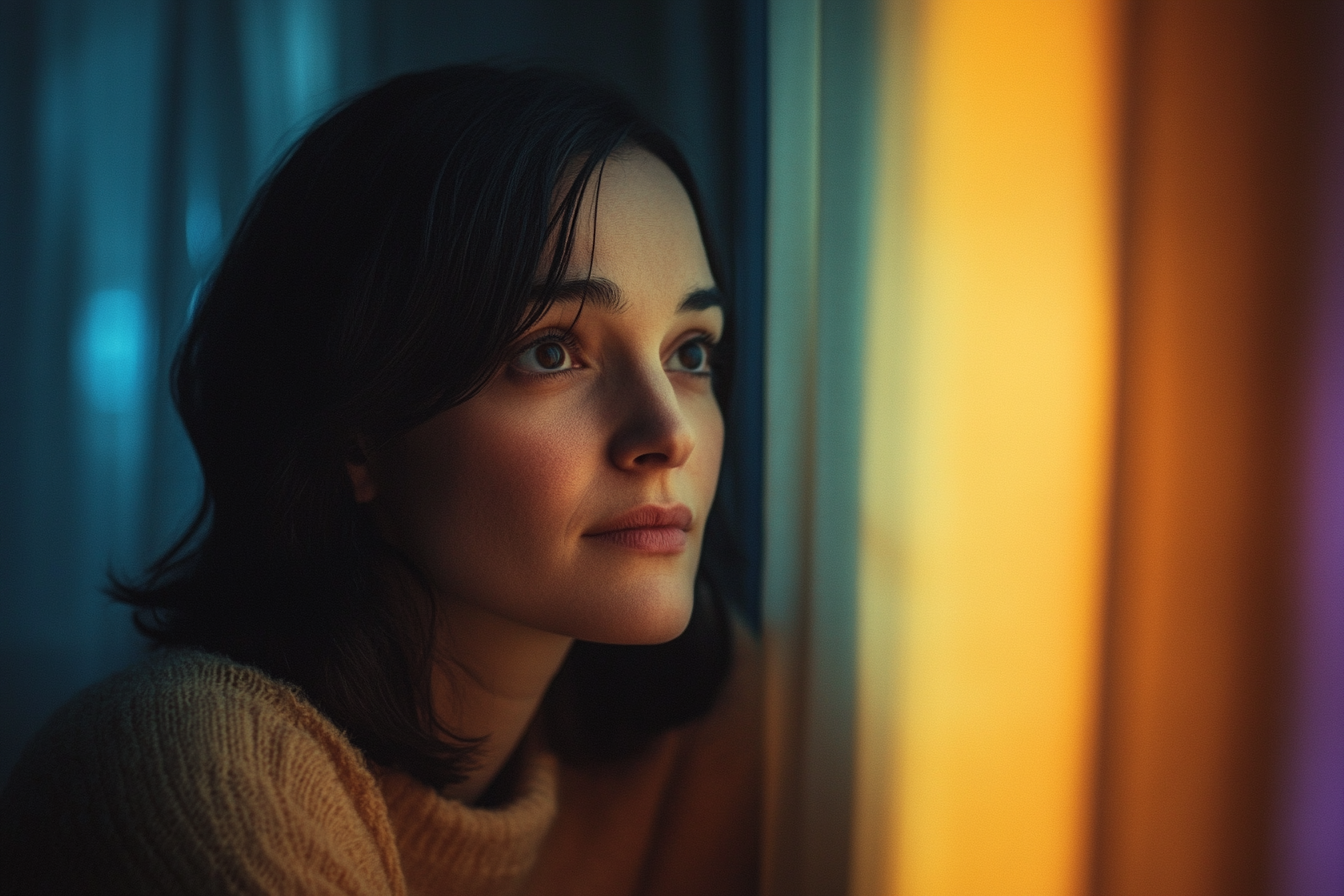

{"left": 1092, "top": 3, "right": 1329, "bottom": 895}
{"left": 856, "top": 1, "right": 1119, "bottom": 894}
{"left": 790, "top": 0, "right": 1334, "bottom": 893}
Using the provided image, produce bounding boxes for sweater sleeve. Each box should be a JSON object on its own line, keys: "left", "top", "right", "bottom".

{"left": 0, "top": 651, "right": 405, "bottom": 896}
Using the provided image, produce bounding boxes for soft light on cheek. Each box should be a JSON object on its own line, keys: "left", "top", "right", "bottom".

{"left": 423, "top": 404, "right": 591, "bottom": 561}
{"left": 472, "top": 398, "right": 597, "bottom": 516}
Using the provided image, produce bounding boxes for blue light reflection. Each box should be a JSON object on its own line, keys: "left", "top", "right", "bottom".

{"left": 76, "top": 288, "right": 150, "bottom": 415}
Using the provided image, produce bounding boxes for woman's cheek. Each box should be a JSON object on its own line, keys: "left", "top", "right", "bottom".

{"left": 437, "top": 393, "right": 599, "bottom": 568}
{"left": 474, "top": 395, "right": 594, "bottom": 512}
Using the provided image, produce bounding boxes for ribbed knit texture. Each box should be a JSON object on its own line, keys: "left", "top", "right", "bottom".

{"left": 377, "top": 756, "right": 556, "bottom": 896}
{"left": 0, "top": 632, "right": 759, "bottom": 896}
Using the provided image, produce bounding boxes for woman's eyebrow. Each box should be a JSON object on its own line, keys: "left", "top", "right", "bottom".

{"left": 679, "top": 287, "right": 722, "bottom": 313}
{"left": 534, "top": 278, "right": 627, "bottom": 312}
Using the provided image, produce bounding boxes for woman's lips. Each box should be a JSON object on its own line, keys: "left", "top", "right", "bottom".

{"left": 589, "top": 527, "right": 688, "bottom": 552}
{"left": 586, "top": 504, "right": 693, "bottom": 554}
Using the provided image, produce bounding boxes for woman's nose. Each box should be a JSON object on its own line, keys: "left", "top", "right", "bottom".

{"left": 607, "top": 364, "right": 695, "bottom": 471}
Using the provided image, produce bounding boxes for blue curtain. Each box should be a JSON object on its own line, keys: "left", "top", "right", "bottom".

{"left": 0, "top": 0, "right": 764, "bottom": 781}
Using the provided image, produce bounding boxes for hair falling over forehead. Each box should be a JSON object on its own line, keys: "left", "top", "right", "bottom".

{"left": 523, "top": 152, "right": 610, "bottom": 358}
{"left": 109, "top": 65, "right": 740, "bottom": 789}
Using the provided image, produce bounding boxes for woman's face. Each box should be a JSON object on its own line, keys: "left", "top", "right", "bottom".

{"left": 358, "top": 149, "right": 725, "bottom": 645}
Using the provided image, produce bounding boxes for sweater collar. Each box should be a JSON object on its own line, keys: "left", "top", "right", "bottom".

{"left": 373, "top": 746, "right": 558, "bottom": 896}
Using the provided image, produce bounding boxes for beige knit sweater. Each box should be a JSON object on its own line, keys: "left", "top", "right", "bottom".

{"left": 0, "top": 635, "right": 760, "bottom": 896}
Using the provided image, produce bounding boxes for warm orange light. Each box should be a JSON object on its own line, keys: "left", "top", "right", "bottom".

{"left": 855, "top": 1, "right": 1120, "bottom": 894}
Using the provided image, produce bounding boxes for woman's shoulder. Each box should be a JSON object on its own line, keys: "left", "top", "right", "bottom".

{"left": 0, "top": 649, "right": 404, "bottom": 895}
{"left": 1, "top": 648, "right": 364, "bottom": 813}
{"left": 24, "top": 647, "right": 321, "bottom": 739}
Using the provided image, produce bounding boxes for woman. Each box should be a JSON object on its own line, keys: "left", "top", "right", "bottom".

{"left": 0, "top": 65, "right": 759, "bottom": 895}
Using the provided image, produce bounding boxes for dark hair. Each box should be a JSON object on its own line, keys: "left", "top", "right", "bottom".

{"left": 113, "top": 65, "right": 738, "bottom": 789}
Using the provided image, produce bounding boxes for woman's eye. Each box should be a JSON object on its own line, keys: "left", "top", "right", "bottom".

{"left": 515, "top": 339, "right": 575, "bottom": 374}
{"left": 667, "top": 338, "right": 713, "bottom": 374}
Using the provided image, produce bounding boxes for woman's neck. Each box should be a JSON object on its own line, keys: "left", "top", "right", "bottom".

{"left": 430, "top": 598, "right": 573, "bottom": 805}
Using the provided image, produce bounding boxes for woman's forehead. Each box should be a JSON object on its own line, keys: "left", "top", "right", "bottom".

{"left": 564, "top": 151, "right": 711, "bottom": 281}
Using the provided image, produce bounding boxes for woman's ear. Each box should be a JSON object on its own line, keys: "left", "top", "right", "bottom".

{"left": 346, "top": 440, "right": 378, "bottom": 503}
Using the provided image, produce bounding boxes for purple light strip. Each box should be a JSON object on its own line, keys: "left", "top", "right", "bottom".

{"left": 1276, "top": 13, "right": 1344, "bottom": 895}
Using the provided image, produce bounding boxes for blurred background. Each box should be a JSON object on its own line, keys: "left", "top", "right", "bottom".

{"left": 4, "top": 2, "right": 1344, "bottom": 896}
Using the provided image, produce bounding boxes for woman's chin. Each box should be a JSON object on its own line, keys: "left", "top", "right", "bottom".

{"left": 557, "top": 583, "right": 695, "bottom": 646}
